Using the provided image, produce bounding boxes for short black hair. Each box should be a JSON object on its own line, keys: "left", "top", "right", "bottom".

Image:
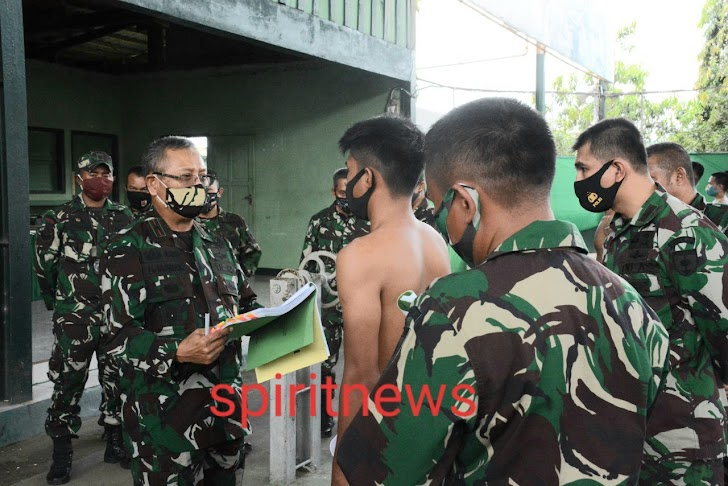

{"left": 126, "top": 165, "right": 145, "bottom": 178}
{"left": 646, "top": 142, "right": 695, "bottom": 187}
{"left": 425, "top": 97, "right": 555, "bottom": 205}
{"left": 333, "top": 168, "right": 348, "bottom": 188}
{"left": 338, "top": 115, "right": 424, "bottom": 197}
{"left": 712, "top": 172, "right": 728, "bottom": 191}
{"left": 692, "top": 161, "right": 705, "bottom": 182}
{"left": 141, "top": 136, "right": 198, "bottom": 175}
{"left": 572, "top": 118, "right": 647, "bottom": 173}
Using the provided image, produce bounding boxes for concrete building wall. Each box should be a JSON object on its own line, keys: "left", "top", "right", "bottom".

{"left": 121, "top": 63, "right": 399, "bottom": 269}
{"left": 27, "top": 61, "right": 124, "bottom": 207}
{"left": 26, "top": 61, "right": 402, "bottom": 269}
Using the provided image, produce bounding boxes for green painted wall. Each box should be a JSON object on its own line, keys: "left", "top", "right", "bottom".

{"left": 121, "top": 64, "right": 402, "bottom": 269}
{"left": 26, "top": 61, "right": 124, "bottom": 209}
{"left": 26, "top": 61, "right": 403, "bottom": 269}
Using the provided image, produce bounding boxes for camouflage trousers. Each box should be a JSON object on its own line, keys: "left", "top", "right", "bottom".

{"left": 130, "top": 438, "right": 243, "bottom": 486}
{"left": 640, "top": 456, "right": 724, "bottom": 485}
{"left": 46, "top": 320, "right": 121, "bottom": 438}
{"left": 321, "top": 309, "right": 343, "bottom": 379}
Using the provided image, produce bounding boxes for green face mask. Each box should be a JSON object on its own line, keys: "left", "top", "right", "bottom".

{"left": 434, "top": 184, "right": 481, "bottom": 268}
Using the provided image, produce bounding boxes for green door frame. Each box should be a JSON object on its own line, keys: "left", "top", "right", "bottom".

{"left": 0, "top": 0, "right": 32, "bottom": 403}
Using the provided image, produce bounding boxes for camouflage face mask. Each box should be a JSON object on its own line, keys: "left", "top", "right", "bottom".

{"left": 154, "top": 176, "right": 207, "bottom": 219}
{"left": 434, "top": 184, "right": 481, "bottom": 268}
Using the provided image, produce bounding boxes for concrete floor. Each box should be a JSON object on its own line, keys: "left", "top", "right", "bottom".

{"left": 1, "top": 275, "right": 340, "bottom": 485}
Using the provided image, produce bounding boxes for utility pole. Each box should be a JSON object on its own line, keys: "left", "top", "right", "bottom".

{"left": 535, "top": 44, "right": 545, "bottom": 114}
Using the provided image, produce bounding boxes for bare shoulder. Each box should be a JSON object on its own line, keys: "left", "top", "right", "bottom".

{"left": 337, "top": 234, "right": 378, "bottom": 277}
{"left": 417, "top": 220, "right": 448, "bottom": 249}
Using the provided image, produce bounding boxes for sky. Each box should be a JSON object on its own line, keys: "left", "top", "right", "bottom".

{"left": 414, "top": 0, "right": 706, "bottom": 128}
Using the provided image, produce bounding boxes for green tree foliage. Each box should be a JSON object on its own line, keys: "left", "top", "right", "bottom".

{"left": 549, "top": 24, "right": 687, "bottom": 155}
{"left": 683, "top": 0, "right": 728, "bottom": 151}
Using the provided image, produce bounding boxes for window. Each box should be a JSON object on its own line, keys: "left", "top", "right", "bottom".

{"left": 28, "top": 127, "right": 64, "bottom": 193}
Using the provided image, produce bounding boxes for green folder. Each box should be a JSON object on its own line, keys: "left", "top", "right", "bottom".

{"left": 245, "top": 287, "right": 317, "bottom": 370}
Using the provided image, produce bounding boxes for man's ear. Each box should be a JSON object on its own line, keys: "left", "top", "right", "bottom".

{"left": 147, "top": 175, "right": 160, "bottom": 197}
{"left": 363, "top": 167, "right": 375, "bottom": 189}
{"left": 450, "top": 184, "right": 478, "bottom": 225}
{"left": 611, "top": 159, "right": 629, "bottom": 182}
{"left": 218, "top": 187, "right": 224, "bottom": 198}
{"left": 674, "top": 167, "right": 688, "bottom": 186}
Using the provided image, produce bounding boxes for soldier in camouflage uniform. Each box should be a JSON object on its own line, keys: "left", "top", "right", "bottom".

{"left": 574, "top": 118, "right": 728, "bottom": 485}
{"left": 411, "top": 174, "right": 437, "bottom": 230}
{"left": 647, "top": 142, "right": 728, "bottom": 235}
{"left": 198, "top": 170, "right": 262, "bottom": 277}
{"left": 706, "top": 172, "right": 728, "bottom": 205}
{"left": 300, "top": 167, "right": 369, "bottom": 436}
{"left": 337, "top": 98, "right": 669, "bottom": 485}
{"left": 101, "top": 137, "right": 257, "bottom": 485}
{"left": 125, "top": 165, "right": 152, "bottom": 220}
{"left": 34, "top": 151, "right": 133, "bottom": 484}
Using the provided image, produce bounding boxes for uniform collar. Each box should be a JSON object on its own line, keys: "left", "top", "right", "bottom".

{"left": 690, "top": 192, "right": 706, "bottom": 212}
{"left": 486, "top": 220, "right": 588, "bottom": 261}
{"left": 613, "top": 185, "right": 667, "bottom": 232}
{"left": 145, "top": 208, "right": 214, "bottom": 242}
{"left": 71, "top": 194, "right": 119, "bottom": 211}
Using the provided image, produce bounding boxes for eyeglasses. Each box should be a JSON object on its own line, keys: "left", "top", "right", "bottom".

{"left": 153, "top": 172, "right": 211, "bottom": 187}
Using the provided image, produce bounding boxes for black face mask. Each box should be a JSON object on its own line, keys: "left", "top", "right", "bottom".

{"left": 127, "top": 190, "right": 151, "bottom": 212}
{"left": 574, "top": 160, "right": 622, "bottom": 213}
{"left": 335, "top": 196, "right": 350, "bottom": 213}
{"left": 201, "top": 192, "right": 219, "bottom": 214}
{"left": 411, "top": 190, "right": 421, "bottom": 206}
{"left": 346, "top": 168, "right": 374, "bottom": 220}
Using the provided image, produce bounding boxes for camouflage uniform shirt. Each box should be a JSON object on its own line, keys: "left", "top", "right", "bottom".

{"left": 299, "top": 202, "right": 370, "bottom": 314}
{"left": 338, "top": 220, "right": 669, "bottom": 485}
{"left": 690, "top": 192, "right": 728, "bottom": 236}
{"left": 604, "top": 187, "right": 728, "bottom": 466}
{"left": 413, "top": 197, "right": 437, "bottom": 231}
{"left": 101, "top": 211, "right": 257, "bottom": 459}
{"left": 199, "top": 208, "right": 262, "bottom": 277}
{"left": 35, "top": 195, "right": 132, "bottom": 321}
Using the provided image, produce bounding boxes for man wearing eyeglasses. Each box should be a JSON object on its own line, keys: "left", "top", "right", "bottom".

{"left": 34, "top": 151, "right": 133, "bottom": 484}
{"left": 101, "top": 136, "right": 257, "bottom": 485}
{"left": 198, "top": 170, "right": 262, "bottom": 278}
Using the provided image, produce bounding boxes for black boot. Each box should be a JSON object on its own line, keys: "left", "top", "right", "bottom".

{"left": 46, "top": 436, "right": 73, "bottom": 485}
{"left": 103, "top": 425, "right": 130, "bottom": 469}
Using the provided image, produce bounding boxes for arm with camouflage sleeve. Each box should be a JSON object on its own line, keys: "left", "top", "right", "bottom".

{"left": 336, "top": 292, "right": 479, "bottom": 485}
{"left": 665, "top": 225, "right": 728, "bottom": 382}
{"left": 34, "top": 209, "right": 61, "bottom": 311}
{"left": 100, "top": 233, "right": 181, "bottom": 381}
{"left": 228, "top": 237, "right": 260, "bottom": 313}
{"left": 238, "top": 218, "right": 262, "bottom": 277}
{"left": 300, "top": 215, "right": 318, "bottom": 273}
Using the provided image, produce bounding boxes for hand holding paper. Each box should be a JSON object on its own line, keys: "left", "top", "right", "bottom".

{"left": 176, "top": 328, "right": 231, "bottom": 365}
{"left": 211, "top": 282, "right": 330, "bottom": 382}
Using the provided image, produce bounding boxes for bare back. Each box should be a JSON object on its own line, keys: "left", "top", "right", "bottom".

{"left": 338, "top": 216, "right": 450, "bottom": 372}
{"left": 372, "top": 221, "right": 449, "bottom": 370}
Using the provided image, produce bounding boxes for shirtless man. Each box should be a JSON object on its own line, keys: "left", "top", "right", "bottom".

{"left": 330, "top": 115, "right": 450, "bottom": 485}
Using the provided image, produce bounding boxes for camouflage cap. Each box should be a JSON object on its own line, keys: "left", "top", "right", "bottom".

{"left": 77, "top": 151, "right": 113, "bottom": 174}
